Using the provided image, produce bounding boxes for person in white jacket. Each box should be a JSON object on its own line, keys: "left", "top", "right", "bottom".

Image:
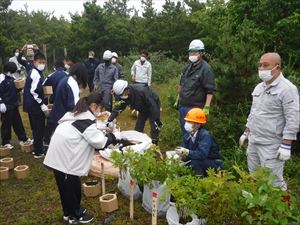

{"left": 43, "top": 92, "right": 121, "bottom": 224}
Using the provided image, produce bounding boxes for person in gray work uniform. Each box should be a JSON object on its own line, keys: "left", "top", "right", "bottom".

{"left": 239, "top": 52, "right": 300, "bottom": 191}
{"left": 93, "top": 50, "right": 118, "bottom": 111}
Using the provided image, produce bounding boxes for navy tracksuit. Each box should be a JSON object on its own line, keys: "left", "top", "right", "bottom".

{"left": 23, "top": 67, "right": 47, "bottom": 155}
{"left": 17, "top": 52, "right": 35, "bottom": 76}
{"left": 44, "top": 76, "right": 79, "bottom": 144}
{"left": 0, "top": 73, "right": 28, "bottom": 145}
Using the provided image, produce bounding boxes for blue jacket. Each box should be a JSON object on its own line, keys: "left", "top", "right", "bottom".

{"left": 17, "top": 52, "right": 34, "bottom": 75}
{"left": 182, "top": 128, "right": 222, "bottom": 161}
{"left": 0, "top": 73, "right": 20, "bottom": 110}
{"left": 47, "top": 76, "right": 80, "bottom": 125}
{"left": 23, "top": 67, "right": 46, "bottom": 114}
{"left": 43, "top": 67, "right": 68, "bottom": 102}
{"left": 84, "top": 58, "right": 100, "bottom": 78}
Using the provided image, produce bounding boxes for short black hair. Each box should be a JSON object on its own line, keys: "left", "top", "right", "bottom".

{"left": 13, "top": 48, "right": 19, "bottom": 54}
{"left": 140, "top": 49, "right": 149, "bottom": 57}
{"left": 4, "top": 62, "right": 17, "bottom": 73}
{"left": 34, "top": 52, "right": 46, "bottom": 61}
{"left": 54, "top": 59, "right": 65, "bottom": 68}
{"left": 69, "top": 63, "right": 88, "bottom": 89}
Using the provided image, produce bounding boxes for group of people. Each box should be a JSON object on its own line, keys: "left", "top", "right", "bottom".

{"left": 1, "top": 39, "right": 299, "bottom": 224}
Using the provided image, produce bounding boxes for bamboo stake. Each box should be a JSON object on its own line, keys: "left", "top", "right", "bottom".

{"left": 101, "top": 162, "right": 105, "bottom": 195}
{"left": 130, "top": 179, "right": 134, "bottom": 220}
{"left": 151, "top": 192, "right": 158, "bottom": 225}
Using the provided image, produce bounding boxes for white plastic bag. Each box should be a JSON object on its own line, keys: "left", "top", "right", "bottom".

{"left": 142, "top": 180, "right": 170, "bottom": 216}
{"left": 166, "top": 204, "right": 205, "bottom": 225}
{"left": 117, "top": 169, "right": 142, "bottom": 200}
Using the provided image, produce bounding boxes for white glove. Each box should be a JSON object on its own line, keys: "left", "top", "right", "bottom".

{"left": 175, "top": 146, "right": 189, "bottom": 156}
{"left": 40, "top": 104, "right": 50, "bottom": 117}
{"left": 277, "top": 143, "right": 291, "bottom": 161}
{"left": 0, "top": 103, "right": 7, "bottom": 113}
{"left": 106, "top": 121, "right": 115, "bottom": 129}
{"left": 239, "top": 131, "right": 249, "bottom": 147}
{"left": 113, "top": 131, "right": 122, "bottom": 141}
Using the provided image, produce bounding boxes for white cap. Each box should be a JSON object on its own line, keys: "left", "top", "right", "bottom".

{"left": 113, "top": 80, "right": 128, "bottom": 95}
{"left": 103, "top": 50, "right": 112, "bottom": 60}
{"left": 112, "top": 52, "right": 118, "bottom": 58}
{"left": 188, "top": 39, "right": 205, "bottom": 52}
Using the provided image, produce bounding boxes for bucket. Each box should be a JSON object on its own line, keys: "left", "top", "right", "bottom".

{"left": 14, "top": 165, "right": 29, "bottom": 179}
{"left": 99, "top": 193, "right": 118, "bottom": 213}
{"left": 0, "top": 157, "right": 14, "bottom": 170}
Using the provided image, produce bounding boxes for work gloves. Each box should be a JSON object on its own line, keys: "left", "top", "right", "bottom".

{"left": 40, "top": 104, "right": 50, "bottom": 117}
{"left": 239, "top": 131, "right": 249, "bottom": 147}
{"left": 277, "top": 143, "right": 291, "bottom": 161}
{"left": 173, "top": 95, "right": 179, "bottom": 110}
{"left": 203, "top": 106, "right": 210, "bottom": 115}
{"left": 113, "top": 131, "right": 122, "bottom": 141}
{"left": 0, "top": 103, "right": 7, "bottom": 113}
{"left": 175, "top": 146, "right": 189, "bottom": 156}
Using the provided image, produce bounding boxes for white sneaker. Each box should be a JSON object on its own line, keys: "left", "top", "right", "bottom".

{"left": 20, "top": 138, "right": 33, "bottom": 145}
{"left": 4, "top": 144, "right": 14, "bottom": 150}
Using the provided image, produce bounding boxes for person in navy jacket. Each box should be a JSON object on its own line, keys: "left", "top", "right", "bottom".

{"left": 176, "top": 108, "right": 223, "bottom": 176}
{"left": 44, "top": 63, "right": 88, "bottom": 145}
{"left": 0, "top": 62, "right": 31, "bottom": 149}
{"left": 17, "top": 44, "right": 39, "bottom": 76}
{"left": 23, "top": 52, "right": 48, "bottom": 158}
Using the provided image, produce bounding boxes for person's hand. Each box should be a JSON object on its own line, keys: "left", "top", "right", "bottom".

{"left": 175, "top": 146, "right": 189, "bottom": 156}
{"left": 113, "top": 131, "right": 122, "bottom": 141}
{"left": 131, "top": 74, "right": 135, "bottom": 82}
{"left": 106, "top": 121, "right": 115, "bottom": 130}
{"left": 0, "top": 103, "right": 7, "bottom": 113}
{"left": 277, "top": 143, "right": 291, "bottom": 161}
{"left": 239, "top": 131, "right": 249, "bottom": 147}
{"left": 40, "top": 104, "right": 50, "bottom": 117}
{"left": 203, "top": 106, "right": 210, "bottom": 115}
{"left": 22, "top": 44, "right": 27, "bottom": 51}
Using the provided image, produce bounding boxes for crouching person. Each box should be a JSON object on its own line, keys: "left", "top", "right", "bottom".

{"left": 176, "top": 108, "right": 223, "bottom": 176}
{"left": 43, "top": 92, "right": 121, "bottom": 224}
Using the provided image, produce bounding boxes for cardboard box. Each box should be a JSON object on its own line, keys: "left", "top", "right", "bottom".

{"left": 0, "top": 146, "right": 10, "bottom": 157}
{"left": 83, "top": 180, "right": 101, "bottom": 197}
{"left": 20, "top": 142, "right": 33, "bottom": 153}
{"left": 14, "top": 165, "right": 29, "bottom": 179}
{"left": 0, "top": 157, "right": 14, "bottom": 170}
{"left": 43, "top": 86, "right": 53, "bottom": 95}
{"left": 0, "top": 166, "right": 9, "bottom": 180}
{"left": 99, "top": 193, "right": 118, "bottom": 213}
{"left": 14, "top": 79, "right": 25, "bottom": 89}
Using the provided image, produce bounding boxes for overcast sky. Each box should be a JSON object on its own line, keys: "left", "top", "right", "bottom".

{"left": 9, "top": 0, "right": 166, "bottom": 20}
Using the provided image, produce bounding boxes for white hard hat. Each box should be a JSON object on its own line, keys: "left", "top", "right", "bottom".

{"left": 188, "top": 39, "right": 205, "bottom": 52}
{"left": 113, "top": 80, "right": 128, "bottom": 95}
{"left": 112, "top": 52, "right": 118, "bottom": 58}
{"left": 103, "top": 50, "right": 112, "bottom": 60}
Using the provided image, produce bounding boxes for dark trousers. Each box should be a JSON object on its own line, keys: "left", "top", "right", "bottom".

{"left": 88, "top": 75, "right": 94, "bottom": 92}
{"left": 28, "top": 111, "right": 45, "bottom": 154}
{"left": 135, "top": 112, "right": 160, "bottom": 144}
{"left": 187, "top": 159, "right": 224, "bottom": 176}
{"left": 1, "top": 108, "right": 27, "bottom": 145}
{"left": 44, "top": 122, "right": 57, "bottom": 145}
{"left": 101, "top": 88, "right": 112, "bottom": 112}
{"left": 53, "top": 169, "right": 82, "bottom": 218}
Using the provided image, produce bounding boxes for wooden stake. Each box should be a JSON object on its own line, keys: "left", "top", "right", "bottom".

{"left": 130, "top": 179, "right": 134, "bottom": 220}
{"left": 101, "top": 162, "right": 105, "bottom": 195}
{"left": 151, "top": 192, "right": 158, "bottom": 225}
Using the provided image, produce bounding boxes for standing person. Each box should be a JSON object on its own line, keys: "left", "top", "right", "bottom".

{"left": 111, "top": 52, "right": 123, "bottom": 79}
{"left": 109, "top": 80, "right": 162, "bottom": 144}
{"left": 9, "top": 48, "right": 24, "bottom": 78}
{"left": 64, "top": 56, "right": 77, "bottom": 73}
{"left": 0, "top": 62, "right": 32, "bottom": 150}
{"left": 17, "top": 44, "right": 39, "bottom": 75}
{"left": 23, "top": 52, "right": 48, "bottom": 158}
{"left": 43, "top": 92, "right": 122, "bottom": 224}
{"left": 44, "top": 63, "right": 88, "bottom": 146}
{"left": 239, "top": 52, "right": 299, "bottom": 190}
{"left": 84, "top": 51, "right": 100, "bottom": 92}
{"left": 131, "top": 50, "right": 152, "bottom": 87}
{"left": 175, "top": 108, "right": 223, "bottom": 176}
{"left": 43, "top": 59, "right": 68, "bottom": 103}
{"left": 178, "top": 39, "right": 216, "bottom": 139}
{"left": 93, "top": 50, "right": 118, "bottom": 111}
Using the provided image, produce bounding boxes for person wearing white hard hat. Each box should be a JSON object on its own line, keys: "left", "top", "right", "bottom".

{"left": 176, "top": 39, "right": 216, "bottom": 141}
{"left": 93, "top": 50, "right": 118, "bottom": 111}
{"left": 111, "top": 52, "right": 124, "bottom": 79}
{"left": 108, "top": 79, "right": 162, "bottom": 144}
{"left": 131, "top": 49, "right": 152, "bottom": 87}
{"left": 84, "top": 50, "right": 99, "bottom": 92}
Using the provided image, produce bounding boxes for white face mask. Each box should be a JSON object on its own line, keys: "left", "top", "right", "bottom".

{"left": 140, "top": 56, "right": 146, "bottom": 62}
{"left": 93, "top": 110, "right": 101, "bottom": 117}
{"left": 258, "top": 66, "right": 277, "bottom": 82}
{"left": 65, "top": 64, "right": 70, "bottom": 70}
{"left": 15, "top": 52, "right": 19, "bottom": 57}
{"left": 37, "top": 64, "right": 45, "bottom": 71}
{"left": 189, "top": 55, "right": 198, "bottom": 63}
{"left": 120, "top": 95, "right": 128, "bottom": 99}
{"left": 111, "top": 58, "right": 117, "bottom": 64}
{"left": 184, "top": 122, "right": 194, "bottom": 133}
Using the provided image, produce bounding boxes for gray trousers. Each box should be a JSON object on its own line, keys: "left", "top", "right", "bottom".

{"left": 247, "top": 142, "right": 287, "bottom": 190}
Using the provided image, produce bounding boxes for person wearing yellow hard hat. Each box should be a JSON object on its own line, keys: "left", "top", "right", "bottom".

{"left": 176, "top": 108, "right": 223, "bottom": 176}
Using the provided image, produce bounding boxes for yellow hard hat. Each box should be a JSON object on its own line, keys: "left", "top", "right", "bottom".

{"left": 184, "top": 108, "right": 206, "bottom": 124}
